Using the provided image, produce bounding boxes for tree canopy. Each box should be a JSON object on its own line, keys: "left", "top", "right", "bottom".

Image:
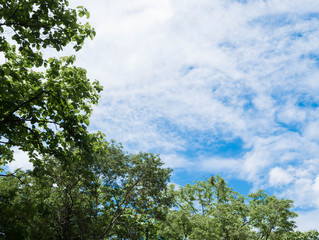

{"left": 158, "top": 176, "right": 298, "bottom": 240}
{"left": 0, "top": 141, "right": 173, "bottom": 239}
{"left": 0, "top": 0, "right": 102, "bottom": 167}
{"left": 2, "top": 165, "right": 316, "bottom": 239}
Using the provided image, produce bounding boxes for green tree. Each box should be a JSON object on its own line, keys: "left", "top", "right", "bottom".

{"left": 91, "top": 142, "right": 173, "bottom": 239}
{"left": 159, "top": 177, "right": 299, "bottom": 240}
{"left": 248, "top": 190, "right": 298, "bottom": 240}
{"left": 208, "top": 176, "right": 250, "bottom": 240}
{"left": 0, "top": 170, "right": 54, "bottom": 239}
{"left": 0, "top": 0, "right": 102, "bottom": 168}
{"left": 159, "top": 176, "right": 251, "bottom": 240}
{"left": 281, "top": 230, "right": 319, "bottom": 240}
{"left": 0, "top": 140, "right": 173, "bottom": 240}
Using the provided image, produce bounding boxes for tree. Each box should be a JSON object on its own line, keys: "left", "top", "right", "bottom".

{"left": 1, "top": 161, "right": 309, "bottom": 240}
{"left": 0, "top": 140, "right": 173, "bottom": 239}
{"left": 91, "top": 142, "right": 173, "bottom": 239}
{"left": 0, "top": 1, "right": 308, "bottom": 239}
{"left": 208, "top": 176, "right": 251, "bottom": 240}
{"left": 0, "top": 0, "right": 102, "bottom": 168}
{"left": 159, "top": 176, "right": 251, "bottom": 240}
{"left": 248, "top": 190, "right": 298, "bottom": 240}
{"left": 158, "top": 177, "right": 299, "bottom": 240}
{"left": 0, "top": 169, "right": 51, "bottom": 239}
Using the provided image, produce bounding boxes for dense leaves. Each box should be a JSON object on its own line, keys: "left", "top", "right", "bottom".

{"left": 0, "top": 141, "right": 173, "bottom": 239}
{"left": 0, "top": 0, "right": 101, "bottom": 166}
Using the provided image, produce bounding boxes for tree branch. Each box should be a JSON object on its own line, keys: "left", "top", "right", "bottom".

{"left": 2, "top": 0, "right": 21, "bottom": 25}
{"left": 99, "top": 174, "right": 144, "bottom": 239}
{"left": 0, "top": 173, "right": 24, "bottom": 184}
{"left": 0, "top": 90, "right": 46, "bottom": 125}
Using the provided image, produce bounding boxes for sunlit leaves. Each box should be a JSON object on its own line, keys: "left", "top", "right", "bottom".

{"left": 0, "top": 0, "right": 101, "bottom": 165}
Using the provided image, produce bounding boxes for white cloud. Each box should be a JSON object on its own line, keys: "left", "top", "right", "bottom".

{"left": 269, "top": 167, "right": 293, "bottom": 186}
{"left": 313, "top": 175, "right": 319, "bottom": 193}
{"left": 7, "top": 148, "right": 33, "bottom": 172}
{"left": 275, "top": 163, "right": 319, "bottom": 208}
{"left": 241, "top": 133, "right": 309, "bottom": 183}
{"left": 276, "top": 104, "right": 306, "bottom": 124}
{"left": 199, "top": 157, "right": 243, "bottom": 173}
{"left": 296, "top": 209, "right": 319, "bottom": 231}
{"left": 303, "top": 121, "right": 319, "bottom": 142}
{"left": 161, "top": 154, "right": 194, "bottom": 169}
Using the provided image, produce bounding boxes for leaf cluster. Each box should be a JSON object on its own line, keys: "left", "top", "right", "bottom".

{"left": 0, "top": 0, "right": 101, "bottom": 166}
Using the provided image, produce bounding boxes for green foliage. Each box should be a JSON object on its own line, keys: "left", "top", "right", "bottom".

{"left": 0, "top": 141, "right": 173, "bottom": 239}
{"left": 0, "top": 0, "right": 101, "bottom": 167}
{"left": 248, "top": 190, "right": 298, "bottom": 239}
{"left": 159, "top": 176, "right": 298, "bottom": 240}
{"left": 281, "top": 230, "right": 319, "bottom": 240}
{"left": 0, "top": 169, "right": 67, "bottom": 239}
{"left": 0, "top": 0, "right": 95, "bottom": 53}
{"left": 0, "top": 157, "right": 313, "bottom": 240}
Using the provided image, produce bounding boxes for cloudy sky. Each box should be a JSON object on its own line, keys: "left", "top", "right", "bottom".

{"left": 8, "top": 0, "right": 319, "bottom": 230}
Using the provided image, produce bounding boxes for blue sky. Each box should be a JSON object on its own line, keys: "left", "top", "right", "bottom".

{"left": 7, "top": 0, "right": 319, "bottom": 231}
